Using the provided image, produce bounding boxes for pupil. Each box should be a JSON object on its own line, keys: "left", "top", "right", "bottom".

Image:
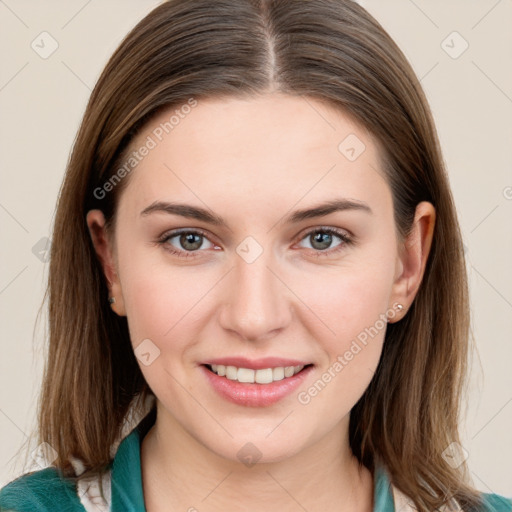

{"left": 181, "top": 233, "right": 201, "bottom": 250}
{"left": 312, "top": 232, "right": 331, "bottom": 250}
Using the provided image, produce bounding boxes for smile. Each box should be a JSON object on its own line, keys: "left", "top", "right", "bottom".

{"left": 206, "top": 363, "right": 307, "bottom": 384}
{"left": 201, "top": 363, "right": 314, "bottom": 407}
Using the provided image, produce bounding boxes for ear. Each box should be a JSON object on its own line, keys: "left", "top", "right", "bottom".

{"left": 86, "top": 210, "right": 126, "bottom": 316}
{"left": 388, "top": 201, "right": 436, "bottom": 323}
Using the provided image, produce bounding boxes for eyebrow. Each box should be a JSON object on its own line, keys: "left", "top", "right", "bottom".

{"left": 140, "top": 198, "right": 372, "bottom": 226}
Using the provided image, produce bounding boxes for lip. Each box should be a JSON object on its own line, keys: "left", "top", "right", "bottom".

{"left": 202, "top": 357, "right": 310, "bottom": 370}
{"left": 200, "top": 363, "right": 314, "bottom": 407}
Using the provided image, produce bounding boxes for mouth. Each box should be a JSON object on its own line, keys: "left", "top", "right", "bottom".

{"left": 203, "top": 363, "right": 313, "bottom": 384}
{"left": 200, "top": 362, "right": 315, "bottom": 407}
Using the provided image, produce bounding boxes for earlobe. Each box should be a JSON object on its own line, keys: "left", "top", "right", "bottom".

{"left": 388, "top": 201, "right": 436, "bottom": 322}
{"left": 85, "top": 210, "right": 127, "bottom": 316}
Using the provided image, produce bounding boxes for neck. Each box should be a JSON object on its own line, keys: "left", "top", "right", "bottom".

{"left": 140, "top": 409, "right": 374, "bottom": 512}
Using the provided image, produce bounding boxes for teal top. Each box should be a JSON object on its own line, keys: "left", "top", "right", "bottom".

{"left": 1, "top": 409, "right": 510, "bottom": 511}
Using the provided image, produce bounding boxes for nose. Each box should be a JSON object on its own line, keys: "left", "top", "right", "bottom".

{"left": 218, "top": 246, "right": 292, "bottom": 342}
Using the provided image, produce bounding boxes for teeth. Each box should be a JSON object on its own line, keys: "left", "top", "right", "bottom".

{"left": 238, "top": 367, "right": 255, "bottom": 383}
{"left": 208, "top": 364, "right": 305, "bottom": 383}
{"left": 226, "top": 365, "right": 238, "bottom": 380}
{"left": 255, "top": 368, "right": 272, "bottom": 384}
{"left": 273, "top": 367, "right": 285, "bottom": 381}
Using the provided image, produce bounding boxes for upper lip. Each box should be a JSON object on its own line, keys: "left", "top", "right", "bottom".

{"left": 202, "top": 357, "right": 312, "bottom": 370}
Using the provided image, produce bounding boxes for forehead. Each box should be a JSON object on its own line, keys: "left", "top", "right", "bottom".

{"left": 118, "top": 93, "right": 391, "bottom": 220}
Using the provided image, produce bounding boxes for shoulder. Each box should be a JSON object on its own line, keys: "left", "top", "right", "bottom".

{"left": 0, "top": 466, "right": 85, "bottom": 512}
{"left": 479, "top": 491, "right": 512, "bottom": 512}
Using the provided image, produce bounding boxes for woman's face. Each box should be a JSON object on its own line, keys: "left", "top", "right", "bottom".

{"left": 91, "top": 93, "right": 415, "bottom": 463}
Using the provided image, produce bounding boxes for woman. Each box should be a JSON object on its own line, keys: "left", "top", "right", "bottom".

{"left": 1, "top": 1, "right": 510, "bottom": 511}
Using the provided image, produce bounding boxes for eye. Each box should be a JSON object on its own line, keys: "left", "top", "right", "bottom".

{"left": 296, "top": 227, "right": 353, "bottom": 257}
{"left": 157, "top": 229, "right": 216, "bottom": 257}
{"left": 157, "top": 226, "right": 353, "bottom": 259}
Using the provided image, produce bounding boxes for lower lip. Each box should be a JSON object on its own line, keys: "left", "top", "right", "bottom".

{"left": 201, "top": 365, "right": 314, "bottom": 407}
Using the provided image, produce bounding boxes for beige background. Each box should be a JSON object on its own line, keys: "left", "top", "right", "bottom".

{"left": 1, "top": 0, "right": 511, "bottom": 498}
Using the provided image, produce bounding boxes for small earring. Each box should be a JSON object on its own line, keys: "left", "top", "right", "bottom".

{"left": 396, "top": 303, "right": 404, "bottom": 311}
{"left": 108, "top": 297, "right": 116, "bottom": 305}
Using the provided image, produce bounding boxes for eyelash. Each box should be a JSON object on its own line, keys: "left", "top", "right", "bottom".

{"left": 156, "top": 227, "right": 354, "bottom": 260}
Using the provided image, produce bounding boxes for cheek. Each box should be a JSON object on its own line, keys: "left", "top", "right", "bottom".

{"left": 295, "top": 252, "right": 395, "bottom": 345}
{"left": 123, "top": 271, "right": 208, "bottom": 348}
{"left": 118, "top": 260, "right": 210, "bottom": 404}
{"left": 291, "top": 250, "right": 395, "bottom": 413}
{"left": 294, "top": 266, "right": 391, "bottom": 418}
{"left": 116, "top": 239, "right": 211, "bottom": 352}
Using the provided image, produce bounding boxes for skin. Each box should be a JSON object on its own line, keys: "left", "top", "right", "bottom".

{"left": 87, "top": 93, "right": 435, "bottom": 512}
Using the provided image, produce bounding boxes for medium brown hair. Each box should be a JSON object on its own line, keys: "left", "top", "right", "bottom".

{"left": 15, "top": 0, "right": 483, "bottom": 509}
